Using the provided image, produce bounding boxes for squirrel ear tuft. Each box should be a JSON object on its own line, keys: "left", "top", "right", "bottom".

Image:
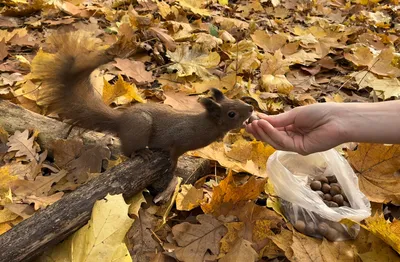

{"left": 198, "top": 97, "right": 222, "bottom": 120}
{"left": 209, "top": 88, "right": 224, "bottom": 102}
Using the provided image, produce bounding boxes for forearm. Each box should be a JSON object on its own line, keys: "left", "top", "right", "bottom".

{"left": 336, "top": 100, "right": 400, "bottom": 144}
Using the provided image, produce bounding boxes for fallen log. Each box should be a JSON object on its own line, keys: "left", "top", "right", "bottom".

{"left": 0, "top": 150, "right": 172, "bottom": 262}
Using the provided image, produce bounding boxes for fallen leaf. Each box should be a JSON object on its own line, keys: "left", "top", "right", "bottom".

{"left": 344, "top": 46, "right": 374, "bottom": 67}
{"left": 171, "top": 214, "right": 227, "bottom": 262}
{"left": 347, "top": 143, "right": 400, "bottom": 204}
{"left": 351, "top": 71, "right": 400, "bottom": 100}
{"left": 126, "top": 208, "right": 162, "bottom": 261}
{"left": 175, "top": 0, "right": 210, "bottom": 16}
{"left": 6, "top": 130, "right": 38, "bottom": 162}
{"left": 103, "top": 75, "right": 146, "bottom": 105}
{"left": 114, "top": 58, "right": 154, "bottom": 84}
{"left": 25, "top": 192, "right": 64, "bottom": 210}
{"left": 219, "top": 238, "right": 258, "bottom": 262}
{"left": 261, "top": 74, "right": 294, "bottom": 95}
{"left": 201, "top": 170, "right": 266, "bottom": 214}
{"left": 176, "top": 184, "right": 204, "bottom": 211}
{"left": 251, "top": 30, "right": 288, "bottom": 53}
{"left": 38, "top": 194, "right": 133, "bottom": 262}
{"left": 167, "top": 45, "right": 220, "bottom": 79}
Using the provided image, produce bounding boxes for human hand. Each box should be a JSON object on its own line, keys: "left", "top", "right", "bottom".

{"left": 245, "top": 103, "right": 346, "bottom": 155}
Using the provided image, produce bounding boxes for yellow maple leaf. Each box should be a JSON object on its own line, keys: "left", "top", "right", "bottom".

{"left": 347, "top": 143, "right": 400, "bottom": 204}
{"left": 102, "top": 75, "right": 146, "bottom": 105}
{"left": 167, "top": 45, "right": 220, "bottom": 79}
{"left": 251, "top": 30, "right": 288, "bottom": 53}
{"left": 38, "top": 194, "right": 133, "bottom": 262}
{"left": 362, "top": 212, "right": 400, "bottom": 253}
{"left": 201, "top": 170, "right": 266, "bottom": 214}
{"left": 344, "top": 46, "right": 374, "bottom": 67}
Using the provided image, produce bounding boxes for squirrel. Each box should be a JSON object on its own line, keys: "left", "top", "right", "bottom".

{"left": 32, "top": 32, "right": 254, "bottom": 167}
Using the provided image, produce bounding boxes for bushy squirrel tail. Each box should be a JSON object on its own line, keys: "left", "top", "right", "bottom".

{"left": 32, "top": 31, "right": 121, "bottom": 133}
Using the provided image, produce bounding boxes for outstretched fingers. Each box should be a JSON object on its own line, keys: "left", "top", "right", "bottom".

{"left": 256, "top": 120, "right": 297, "bottom": 152}
{"left": 257, "top": 110, "right": 297, "bottom": 128}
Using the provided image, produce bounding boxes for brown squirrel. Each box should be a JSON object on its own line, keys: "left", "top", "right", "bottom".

{"left": 33, "top": 32, "right": 253, "bottom": 165}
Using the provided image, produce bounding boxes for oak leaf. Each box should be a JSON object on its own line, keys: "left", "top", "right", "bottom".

{"left": 6, "top": 129, "right": 39, "bottom": 162}
{"left": 126, "top": 208, "right": 162, "bottom": 262}
{"left": 25, "top": 192, "right": 64, "bottom": 210}
{"left": 171, "top": 214, "right": 227, "bottom": 262}
{"left": 347, "top": 143, "right": 400, "bottom": 204}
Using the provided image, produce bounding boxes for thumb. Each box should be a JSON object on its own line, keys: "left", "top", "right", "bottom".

{"left": 257, "top": 110, "right": 296, "bottom": 127}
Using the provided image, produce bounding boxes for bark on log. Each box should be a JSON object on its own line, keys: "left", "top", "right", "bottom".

{"left": 0, "top": 99, "right": 210, "bottom": 182}
{"left": 0, "top": 151, "right": 171, "bottom": 262}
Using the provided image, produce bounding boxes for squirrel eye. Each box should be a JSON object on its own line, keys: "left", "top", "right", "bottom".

{"left": 228, "top": 111, "right": 236, "bottom": 118}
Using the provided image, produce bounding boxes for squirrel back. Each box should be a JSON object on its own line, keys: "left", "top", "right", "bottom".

{"left": 32, "top": 32, "right": 121, "bottom": 133}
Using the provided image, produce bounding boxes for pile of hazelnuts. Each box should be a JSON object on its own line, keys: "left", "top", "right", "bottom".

{"left": 309, "top": 175, "right": 350, "bottom": 208}
{"left": 280, "top": 174, "right": 357, "bottom": 242}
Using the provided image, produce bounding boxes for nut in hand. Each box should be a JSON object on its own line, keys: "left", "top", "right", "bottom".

{"left": 246, "top": 114, "right": 261, "bottom": 124}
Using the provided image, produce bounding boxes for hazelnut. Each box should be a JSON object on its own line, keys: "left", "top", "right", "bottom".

{"left": 294, "top": 220, "right": 306, "bottom": 233}
{"left": 317, "top": 222, "right": 330, "bottom": 235}
{"left": 322, "top": 183, "right": 331, "bottom": 193}
{"left": 327, "top": 176, "right": 338, "bottom": 183}
{"left": 332, "top": 194, "right": 344, "bottom": 206}
{"left": 310, "top": 181, "right": 322, "bottom": 191}
{"left": 323, "top": 194, "right": 332, "bottom": 201}
{"left": 323, "top": 200, "right": 339, "bottom": 208}
{"left": 247, "top": 115, "right": 260, "bottom": 124}
{"left": 316, "top": 175, "right": 329, "bottom": 184}
{"left": 330, "top": 185, "right": 341, "bottom": 196}
{"left": 324, "top": 227, "right": 339, "bottom": 242}
{"left": 330, "top": 183, "right": 341, "bottom": 188}
{"left": 305, "top": 222, "right": 316, "bottom": 235}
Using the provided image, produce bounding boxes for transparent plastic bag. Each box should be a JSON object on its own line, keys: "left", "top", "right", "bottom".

{"left": 267, "top": 149, "right": 371, "bottom": 241}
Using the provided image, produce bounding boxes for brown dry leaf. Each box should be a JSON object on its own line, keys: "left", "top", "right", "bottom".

{"left": 214, "top": 16, "right": 249, "bottom": 30}
{"left": 149, "top": 27, "right": 176, "bottom": 51}
{"left": 6, "top": 130, "right": 39, "bottom": 162}
{"left": 50, "top": 139, "right": 84, "bottom": 167}
{"left": 251, "top": 30, "right": 288, "bottom": 53}
{"left": 369, "top": 48, "right": 400, "bottom": 77}
{"left": 103, "top": 75, "right": 146, "bottom": 105}
{"left": 65, "top": 144, "right": 111, "bottom": 184}
{"left": 219, "top": 238, "right": 258, "bottom": 262}
{"left": 26, "top": 192, "right": 64, "bottom": 210}
{"left": 4, "top": 203, "right": 35, "bottom": 219}
{"left": 171, "top": 214, "right": 227, "bottom": 262}
{"left": 260, "top": 50, "right": 290, "bottom": 75}
{"left": 219, "top": 222, "right": 245, "bottom": 254}
{"left": 351, "top": 71, "right": 400, "bottom": 100}
{"left": 175, "top": 0, "right": 210, "bottom": 16}
{"left": 201, "top": 170, "right": 266, "bottom": 214}
{"left": 163, "top": 89, "right": 202, "bottom": 111}
{"left": 176, "top": 184, "right": 204, "bottom": 211}
{"left": 114, "top": 58, "right": 154, "bottom": 84}
{"left": 191, "top": 73, "right": 242, "bottom": 93}
{"left": 11, "top": 169, "right": 67, "bottom": 197}
{"left": 347, "top": 143, "right": 400, "bottom": 204}
{"left": 0, "top": 40, "right": 8, "bottom": 60}
{"left": 167, "top": 45, "right": 220, "bottom": 79}
{"left": 126, "top": 208, "right": 162, "bottom": 262}
{"left": 344, "top": 46, "right": 374, "bottom": 67}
